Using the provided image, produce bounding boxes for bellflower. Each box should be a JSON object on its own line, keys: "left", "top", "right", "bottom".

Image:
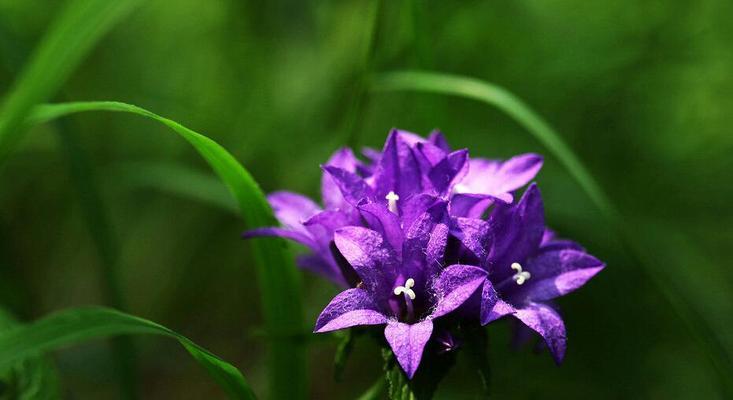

{"left": 451, "top": 183, "right": 605, "bottom": 362}
{"left": 313, "top": 199, "right": 489, "bottom": 378}
{"left": 244, "top": 129, "right": 542, "bottom": 286}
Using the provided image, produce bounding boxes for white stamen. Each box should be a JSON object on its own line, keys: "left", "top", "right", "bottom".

{"left": 511, "top": 262, "right": 531, "bottom": 285}
{"left": 386, "top": 191, "right": 400, "bottom": 214}
{"left": 393, "top": 278, "right": 416, "bottom": 300}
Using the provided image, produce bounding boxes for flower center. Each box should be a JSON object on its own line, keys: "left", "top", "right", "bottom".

{"left": 511, "top": 262, "right": 531, "bottom": 285}
{"left": 392, "top": 277, "right": 417, "bottom": 321}
{"left": 385, "top": 191, "right": 400, "bottom": 214}
{"left": 393, "top": 278, "right": 416, "bottom": 299}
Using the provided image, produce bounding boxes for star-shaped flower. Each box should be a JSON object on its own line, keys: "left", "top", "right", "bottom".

{"left": 451, "top": 184, "right": 605, "bottom": 362}
{"left": 313, "top": 199, "right": 489, "bottom": 378}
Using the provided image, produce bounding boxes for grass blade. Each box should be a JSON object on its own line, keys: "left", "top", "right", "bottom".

{"left": 372, "top": 70, "right": 733, "bottom": 396}
{"left": 0, "top": 308, "right": 61, "bottom": 400}
{"left": 26, "top": 101, "right": 308, "bottom": 399}
{"left": 0, "top": 0, "right": 141, "bottom": 164}
{"left": 0, "top": 307, "right": 255, "bottom": 399}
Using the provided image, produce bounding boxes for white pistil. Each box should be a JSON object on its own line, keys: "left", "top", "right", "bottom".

{"left": 393, "top": 278, "right": 416, "bottom": 300}
{"left": 511, "top": 262, "right": 531, "bottom": 285}
{"left": 386, "top": 191, "right": 400, "bottom": 214}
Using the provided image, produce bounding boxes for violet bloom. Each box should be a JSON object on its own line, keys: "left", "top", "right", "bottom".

{"left": 313, "top": 199, "right": 488, "bottom": 378}
{"left": 452, "top": 183, "right": 605, "bottom": 362}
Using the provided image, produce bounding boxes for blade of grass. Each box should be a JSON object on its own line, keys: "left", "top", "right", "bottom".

{"left": 0, "top": 307, "right": 255, "bottom": 399}
{"left": 0, "top": 0, "right": 141, "bottom": 165}
{"left": 0, "top": 308, "right": 60, "bottom": 400}
{"left": 26, "top": 101, "right": 308, "bottom": 399}
{"left": 356, "top": 377, "right": 385, "bottom": 400}
{"left": 0, "top": 2, "right": 142, "bottom": 394}
{"left": 372, "top": 70, "right": 733, "bottom": 396}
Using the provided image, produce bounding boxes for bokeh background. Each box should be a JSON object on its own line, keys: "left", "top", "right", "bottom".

{"left": 1, "top": 0, "right": 732, "bottom": 398}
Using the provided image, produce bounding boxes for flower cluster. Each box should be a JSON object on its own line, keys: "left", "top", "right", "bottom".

{"left": 244, "top": 130, "right": 604, "bottom": 378}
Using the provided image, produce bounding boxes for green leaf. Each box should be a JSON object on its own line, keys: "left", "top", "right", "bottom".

{"left": 0, "top": 0, "right": 142, "bottom": 164}
{"left": 24, "top": 101, "right": 308, "bottom": 398}
{"left": 0, "top": 308, "right": 61, "bottom": 400}
{"left": 372, "top": 70, "right": 733, "bottom": 396}
{"left": 0, "top": 307, "right": 255, "bottom": 399}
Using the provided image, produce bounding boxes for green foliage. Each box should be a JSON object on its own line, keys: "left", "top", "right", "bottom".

{"left": 0, "top": 307, "right": 255, "bottom": 399}
{"left": 25, "top": 101, "right": 308, "bottom": 399}
{"left": 0, "top": 309, "right": 60, "bottom": 400}
{"left": 0, "top": 0, "right": 141, "bottom": 164}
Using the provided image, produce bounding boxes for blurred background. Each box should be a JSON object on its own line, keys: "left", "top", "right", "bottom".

{"left": 1, "top": 0, "right": 732, "bottom": 398}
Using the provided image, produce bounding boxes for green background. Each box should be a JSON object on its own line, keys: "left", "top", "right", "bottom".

{"left": 1, "top": 0, "right": 732, "bottom": 398}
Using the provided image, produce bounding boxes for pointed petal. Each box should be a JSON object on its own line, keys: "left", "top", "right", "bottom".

{"left": 314, "top": 288, "right": 387, "bottom": 332}
{"left": 428, "top": 149, "right": 469, "bottom": 195}
{"left": 358, "top": 203, "right": 403, "bottom": 257}
{"left": 449, "top": 193, "right": 500, "bottom": 218}
{"left": 373, "top": 129, "right": 423, "bottom": 200}
{"left": 384, "top": 320, "right": 434, "bottom": 379}
{"left": 428, "top": 130, "right": 451, "bottom": 151}
{"left": 481, "top": 282, "right": 514, "bottom": 325}
{"left": 400, "top": 194, "right": 439, "bottom": 232}
{"left": 322, "top": 148, "right": 362, "bottom": 209}
{"left": 333, "top": 227, "right": 397, "bottom": 292}
{"left": 322, "top": 165, "right": 375, "bottom": 206}
{"left": 431, "top": 265, "right": 487, "bottom": 318}
{"left": 513, "top": 248, "right": 605, "bottom": 302}
{"left": 514, "top": 303, "right": 567, "bottom": 364}
{"left": 492, "top": 153, "right": 543, "bottom": 194}
{"left": 488, "top": 184, "right": 545, "bottom": 280}
{"left": 457, "top": 154, "right": 542, "bottom": 199}
{"left": 267, "top": 191, "right": 321, "bottom": 233}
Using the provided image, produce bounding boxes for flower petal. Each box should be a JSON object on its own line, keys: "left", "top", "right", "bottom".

{"left": 314, "top": 288, "right": 387, "bottom": 332}
{"left": 322, "top": 148, "right": 362, "bottom": 209}
{"left": 449, "top": 217, "right": 491, "bottom": 266}
{"left": 488, "top": 183, "right": 545, "bottom": 280}
{"left": 322, "top": 165, "right": 375, "bottom": 206}
{"left": 333, "top": 226, "right": 397, "bottom": 292}
{"left": 428, "top": 130, "right": 451, "bottom": 151}
{"left": 358, "top": 202, "right": 403, "bottom": 257}
{"left": 403, "top": 201, "right": 450, "bottom": 280}
{"left": 373, "top": 129, "right": 424, "bottom": 200}
{"left": 384, "top": 319, "right": 434, "bottom": 379}
{"left": 428, "top": 149, "right": 469, "bottom": 195}
{"left": 267, "top": 191, "right": 321, "bottom": 233}
{"left": 457, "top": 154, "right": 542, "bottom": 199}
{"left": 481, "top": 281, "right": 514, "bottom": 325}
{"left": 512, "top": 248, "right": 605, "bottom": 302}
{"left": 513, "top": 303, "right": 567, "bottom": 364}
{"left": 449, "top": 193, "right": 499, "bottom": 218}
{"left": 431, "top": 265, "right": 487, "bottom": 318}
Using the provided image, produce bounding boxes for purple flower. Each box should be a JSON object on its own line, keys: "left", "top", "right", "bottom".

{"left": 451, "top": 184, "right": 605, "bottom": 363}
{"left": 245, "top": 129, "right": 539, "bottom": 286}
{"left": 313, "top": 199, "right": 488, "bottom": 378}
